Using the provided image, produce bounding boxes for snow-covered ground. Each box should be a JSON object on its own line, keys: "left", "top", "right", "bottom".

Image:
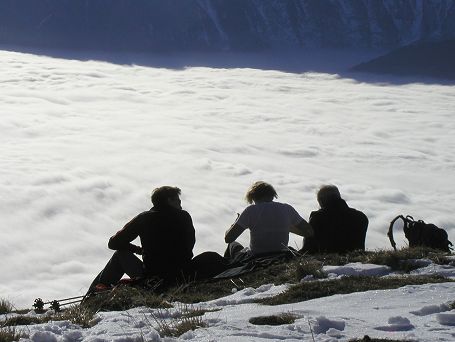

{"left": 3, "top": 260, "right": 455, "bottom": 341}
{"left": 1, "top": 49, "right": 454, "bottom": 309}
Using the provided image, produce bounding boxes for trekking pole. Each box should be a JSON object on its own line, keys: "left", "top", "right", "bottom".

{"left": 33, "top": 286, "right": 114, "bottom": 311}
{"left": 50, "top": 298, "right": 87, "bottom": 311}
{"left": 46, "top": 295, "right": 86, "bottom": 304}
{"left": 60, "top": 299, "right": 84, "bottom": 306}
{"left": 230, "top": 279, "right": 240, "bottom": 288}
{"left": 34, "top": 295, "right": 85, "bottom": 306}
{"left": 33, "top": 294, "right": 88, "bottom": 312}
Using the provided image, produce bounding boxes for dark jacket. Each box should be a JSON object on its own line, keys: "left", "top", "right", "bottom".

{"left": 302, "top": 199, "right": 368, "bottom": 254}
{"left": 108, "top": 205, "right": 195, "bottom": 278}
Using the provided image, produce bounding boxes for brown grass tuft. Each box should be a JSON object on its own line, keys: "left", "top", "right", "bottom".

{"left": 249, "top": 312, "right": 298, "bottom": 325}
{"left": 0, "top": 326, "right": 28, "bottom": 342}
{"left": 259, "top": 275, "right": 452, "bottom": 306}
{"left": 0, "top": 300, "right": 13, "bottom": 315}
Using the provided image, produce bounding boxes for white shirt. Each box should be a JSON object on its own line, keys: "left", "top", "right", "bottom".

{"left": 235, "top": 201, "right": 304, "bottom": 255}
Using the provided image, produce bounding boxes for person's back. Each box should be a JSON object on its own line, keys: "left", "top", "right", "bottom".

{"left": 225, "top": 181, "right": 313, "bottom": 258}
{"left": 239, "top": 201, "right": 302, "bottom": 255}
{"left": 302, "top": 185, "right": 368, "bottom": 254}
{"left": 139, "top": 207, "right": 195, "bottom": 274}
{"left": 110, "top": 206, "right": 195, "bottom": 277}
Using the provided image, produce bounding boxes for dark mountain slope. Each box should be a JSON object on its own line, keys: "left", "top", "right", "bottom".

{"left": 351, "top": 39, "right": 455, "bottom": 80}
{"left": 0, "top": 0, "right": 454, "bottom": 52}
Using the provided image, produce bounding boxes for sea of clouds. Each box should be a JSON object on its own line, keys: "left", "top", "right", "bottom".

{"left": 1, "top": 49, "right": 454, "bottom": 308}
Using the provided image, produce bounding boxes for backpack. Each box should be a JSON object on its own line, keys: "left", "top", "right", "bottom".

{"left": 387, "top": 215, "right": 453, "bottom": 252}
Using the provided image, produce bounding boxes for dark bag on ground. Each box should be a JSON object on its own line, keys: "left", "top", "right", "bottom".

{"left": 388, "top": 215, "right": 453, "bottom": 252}
{"left": 188, "top": 252, "right": 231, "bottom": 280}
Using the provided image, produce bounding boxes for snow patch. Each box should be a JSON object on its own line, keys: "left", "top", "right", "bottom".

{"left": 410, "top": 303, "right": 451, "bottom": 316}
{"left": 312, "top": 316, "right": 346, "bottom": 334}
{"left": 436, "top": 312, "right": 455, "bottom": 326}
{"left": 29, "top": 331, "right": 58, "bottom": 342}
{"left": 375, "top": 316, "right": 415, "bottom": 331}
{"left": 323, "top": 262, "right": 391, "bottom": 277}
{"left": 209, "top": 284, "right": 289, "bottom": 306}
{"left": 411, "top": 264, "right": 455, "bottom": 278}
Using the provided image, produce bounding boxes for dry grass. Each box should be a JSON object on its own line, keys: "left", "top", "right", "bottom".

{"left": 295, "top": 258, "right": 326, "bottom": 279}
{"left": 307, "top": 247, "right": 452, "bottom": 272}
{"left": 259, "top": 275, "right": 452, "bottom": 306}
{"left": 53, "top": 305, "right": 97, "bottom": 328}
{"left": 349, "top": 336, "right": 414, "bottom": 342}
{"left": 2, "top": 315, "right": 44, "bottom": 327}
{"left": 156, "top": 317, "right": 206, "bottom": 337}
{"left": 0, "top": 300, "right": 13, "bottom": 315}
{"left": 0, "top": 326, "right": 28, "bottom": 342}
{"left": 180, "top": 307, "right": 221, "bottom": 318}
{"left": 151, "top": 304, "right": 207, "bottom": 337}
{"left": 249, "top": 312, "right": 298, "bottom": 325}
{"left": 83, "top": 284, "right": 172, "bottom": 312}
{"left": 3, "top": 304, "right": 96, "bottom": 329}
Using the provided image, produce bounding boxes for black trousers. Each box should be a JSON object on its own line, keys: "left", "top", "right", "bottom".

{"left": 224, "top": 241, "right": 254, "bottom": 264}
{"left": 87, "top": 250, "right": 145, "bottom": 293}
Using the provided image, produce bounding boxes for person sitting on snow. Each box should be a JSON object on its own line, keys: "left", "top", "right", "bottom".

{"left": 224, "top": 181, "right": 313, "bottom": 260}
{"left": 301, "top": 185, "right": 368, "bottom": 254}
{"left": 87, "top": 186, "right": 195, "bottom": 293}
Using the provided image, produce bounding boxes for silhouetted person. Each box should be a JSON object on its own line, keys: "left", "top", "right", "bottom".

{"left": 301, "top": 185, "right": 368, "bottom": 254}
{"left": 225, "top": 181, "right": 313, "bottom": 260}
{"left": 87, "top": 186, "right": 195, "bottom": 293}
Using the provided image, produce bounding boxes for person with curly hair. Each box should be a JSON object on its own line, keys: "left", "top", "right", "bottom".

{"left": 224, "top": 181, "right": 313, "bottom": 259}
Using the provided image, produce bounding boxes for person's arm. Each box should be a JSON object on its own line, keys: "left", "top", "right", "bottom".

{"left": 358, "top": 212, "right": 369, "bottom": 250}
{"left": 108, "top": 214, "right": 143, "bottom": 254}
{"left": 290, "top": 218, "right": 314, "bottom": 238}
{"left": 225, "top": 222, "right": 246, "bottom": 243}
{"left": 286, "top": 204, "right": 314, "bottom": 238}
{"left": 182, "top": 211, "right": 196, "bottom": 258}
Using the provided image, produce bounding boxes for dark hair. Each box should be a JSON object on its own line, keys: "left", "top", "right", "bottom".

{"left": 245, "top": 181, "right": 278, "bottom": 204}
{"left": 151, "top": 186, "right": 181, "bottom": 207}
{"left": 317, "top": 185, "right": 341, "bottom": 208}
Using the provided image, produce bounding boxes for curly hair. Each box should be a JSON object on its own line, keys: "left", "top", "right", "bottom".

{"left": 245, "top": 181, "right": 278, "bottom": 204}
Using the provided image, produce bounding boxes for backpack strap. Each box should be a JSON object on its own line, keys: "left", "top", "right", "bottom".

{"left": 403, "top": 215, "right": 418, "bottom": 242}
{"left": 388, "top": 215, "right": 408, "bottom": 251}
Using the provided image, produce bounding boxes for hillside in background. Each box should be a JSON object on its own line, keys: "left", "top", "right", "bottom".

{"left": 0, "top": 0, "right": 455, "bottom": 52}
{"left": 351, "top": 39, "right": 455, "bottom": 80}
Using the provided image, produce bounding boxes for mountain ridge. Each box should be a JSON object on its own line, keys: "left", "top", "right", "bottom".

{"left": 1, "top": 0, "right": 454, "bottom": 52}
{"left": 351, "top": 39, "right": 455, "bottom": 80}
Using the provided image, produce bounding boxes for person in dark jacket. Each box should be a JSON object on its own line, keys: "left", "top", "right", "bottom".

{"left": 87, "top": 186, "right": 195, "bottom": 293}
{"left": 301, "top": 185, "right": 368, "bottom": 254}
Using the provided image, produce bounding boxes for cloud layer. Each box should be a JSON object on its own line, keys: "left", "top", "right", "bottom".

{"left": 1, "top": 50, "right": 454, "bottom": 308}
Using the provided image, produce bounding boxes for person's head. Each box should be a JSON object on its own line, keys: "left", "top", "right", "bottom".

{"left": 245, "top": 181, "right": 278, "bottom": 204}
{"left": 151, "top": 186, "right": 182, "bottom": 209}
{"left": 317, "top": 185, "right": 341, "bottom": 209}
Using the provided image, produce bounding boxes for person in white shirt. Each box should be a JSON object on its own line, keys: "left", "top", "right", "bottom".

{"left": 224, "top": 181, "right": 313, "bottom": 259}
